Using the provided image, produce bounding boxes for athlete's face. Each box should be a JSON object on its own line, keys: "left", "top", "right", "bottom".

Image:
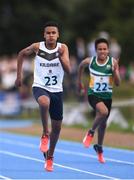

{"left": 44, "top": 26, "right": 59, "bottom": 45}
{"left": 96, "top": 43, "right": 109, "bottom": 60}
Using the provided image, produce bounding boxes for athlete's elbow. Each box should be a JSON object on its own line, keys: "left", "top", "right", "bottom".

{"left": 66, "top": 67, "right": 71, "bottom": 74}
{"left": 64, "top": 64, "right": 71, "bottom": 74}
{"left": 18, "top": 50, "right": 26, "bottom": 60}
{"left": 114, "top": 74, "right": 121, "bottom": 86}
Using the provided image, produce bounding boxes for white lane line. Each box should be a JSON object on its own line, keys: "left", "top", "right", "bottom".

{"left": 61, "top": 140, "right": 134, "bottom": 154}
{"left": 56, "top": 149, "right": 134, "bottom": 166}
{"left": 0, "top": 150, "right": 120, "bottom": 180}
{"left": 0, "top": 175, "right": 12, "bottom": 180}
{"left": 0, "top": 138, "right": 134, "bottom": 166}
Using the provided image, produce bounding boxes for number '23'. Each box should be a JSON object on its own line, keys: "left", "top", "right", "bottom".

{"left": 44, "top": 76, "right": 57, "bottom": 86}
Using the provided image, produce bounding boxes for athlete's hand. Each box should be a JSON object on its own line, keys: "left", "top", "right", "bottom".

{"left": 58, "top": 44, "right": 71, "bottom": 74}
{"left": 58, "top": 47, "right": 64, "bottom": 56}
{"left": 112, "top": 60, "right": 119, "bottom": 73}
{"left": 112, "top": 58, "right": 119, "bottom": 72}
{"left": 15, "top": 78, "right": 22, "bottom": 87}
{"left": 58, "top": 47, "right": 64, "bottom": 61}
{"left": 78, "top": 82, "right": 86, "bottom": 95}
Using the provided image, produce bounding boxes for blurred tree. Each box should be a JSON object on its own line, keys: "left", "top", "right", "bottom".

{"left": 0, "top": 0, "right": 70, "bottom": 54}
{"left": 0, "top": 0, "right": 134, "bottom": 65}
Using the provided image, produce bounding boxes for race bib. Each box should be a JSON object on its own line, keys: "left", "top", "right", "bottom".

{"left": 90, "top": 76, "right": 110, "bottom": 92}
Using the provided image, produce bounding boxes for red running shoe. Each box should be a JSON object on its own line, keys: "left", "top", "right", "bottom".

{"left": 83, "top": 130, "right": 94, "bottom": 148}
{"left": 45, "top": 157, "right": 53, "bottom": 172}
{"left": 98, "top": 153, "right": 105, "bottom": 163}
{"left": 40, "top": 135, "right": 49, "bottom": 153}
{"left": 93, "top": 144, "right": 105, "bottom": 163}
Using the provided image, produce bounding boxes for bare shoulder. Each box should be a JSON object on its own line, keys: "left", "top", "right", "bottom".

{"left": 24, "top": 42, "right": 40, "bottom": 52}
{"left": 18, "top": 42, "right": 40, "bottom": 57}
{"left": 78, "top": 57, "right": 90, "bottom": 68}
{"left": 82, "top": 57, "right": 91, "bottom": 64}
{"left": 59, "top": 43, "right": 69, "bottom": 56}
{"left": 61, "top": 43, "right": 68, "bottom": 50}
{"left": 30, "top": 42, "right": 40, "bottom": 53}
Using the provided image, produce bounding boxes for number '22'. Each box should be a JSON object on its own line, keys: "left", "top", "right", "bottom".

{"left": 96, "top": 82, "right": 107, "bottom": 91}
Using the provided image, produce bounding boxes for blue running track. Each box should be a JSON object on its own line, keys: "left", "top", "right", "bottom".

{"left": 0, "top": 132, "right": 134, "bottom": 179}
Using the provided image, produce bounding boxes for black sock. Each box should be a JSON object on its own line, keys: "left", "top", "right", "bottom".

{"left": 89, "top": 129, "right": 95, "bottom": 136}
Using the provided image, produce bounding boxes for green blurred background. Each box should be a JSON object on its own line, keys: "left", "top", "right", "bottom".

{"left": 0, "top": 0, "right": 134, "bottom": 64}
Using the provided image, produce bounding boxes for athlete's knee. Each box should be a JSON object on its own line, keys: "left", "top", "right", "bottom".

{"left": 96, "top": 103, "right": 109, "bottom": 118}
{"left": 99, "top": 108, "right": 109, "bottom": 118}
{"left": 38, "top": 96, "right": 50, "bottom": 109}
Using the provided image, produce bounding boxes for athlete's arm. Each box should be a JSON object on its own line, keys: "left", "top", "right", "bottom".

{"left": 77, "top": 57, "right": 90, "bottom": 89}
{"left": 15, "top": 43, "right": 39, "bottom": 87}
{"left": 113, "top": 58, "right": 121, "bottom": 86}
{"left": 58, "top": 44, "right": 71, "bottom": 74}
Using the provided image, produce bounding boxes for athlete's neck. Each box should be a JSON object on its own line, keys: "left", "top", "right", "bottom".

{"left": 45, "top": 42, "right": 57, "bottom": 50}
{"left": 97, "top": 57, "right": 108, "bottom": 65}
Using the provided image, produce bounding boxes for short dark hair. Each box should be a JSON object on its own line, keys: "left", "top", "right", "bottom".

{"left": 44, "top": 21, "right": 59, "bottom": 31}
{"left": 95, "top": 38, "right": 109, "bottom": 50}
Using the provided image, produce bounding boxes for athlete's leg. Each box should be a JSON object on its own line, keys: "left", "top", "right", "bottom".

{"left": 83, "top": 96, "right": 108, "bottom": 148}
{"left": 44, "top": 119, "right": 62, "bottom": 172}
{"left": 91, "top": 102, "right": 108, "bottom": 131}
{"left": 97, "top": 98, "right": 112, "bottom": 145}
{"left": 32, "top": 87, "right": 50, "bottom": 136}
{"left": 97, "top": 120, "right": 107, "bottom": 145}
{"left": 90, "top": 102, "right": 108, "bottom": 163}
{"left": 38, "top": 95, "right": 50, "bottom": 136}
{"left": 47, "top": 92, "right": 63, "bottom": 158}
{"left": 48, "top": 119, "right": 62, "bottom": 157}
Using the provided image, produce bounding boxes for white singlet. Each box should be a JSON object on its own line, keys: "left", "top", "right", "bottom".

{"left": 32, "top": 41, "right": 64, "bottom": 92}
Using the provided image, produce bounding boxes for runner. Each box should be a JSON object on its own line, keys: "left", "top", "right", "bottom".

{"left": 15, "top": 21, "right": 71, "bottom": 171}
{"left": 78, "top": 38, "right": 121, "bottom": 163}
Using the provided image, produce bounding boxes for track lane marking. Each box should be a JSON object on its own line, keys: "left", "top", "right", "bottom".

{"left": 0, "top": 175, "right": 12, "bottom": 180}
{"left": 0, "top": 138, "right": 134, "bottom": 166}
{"left": 0, "top": 150, "right": 120, "bottom": 180}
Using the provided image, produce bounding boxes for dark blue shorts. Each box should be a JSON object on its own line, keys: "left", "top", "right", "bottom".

{"left": 32, "top": 87, "right": 63, "bottom": 121}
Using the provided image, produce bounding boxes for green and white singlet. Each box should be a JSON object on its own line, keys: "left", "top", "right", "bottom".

{"left": 88, "top": 56, "right": 113, "bottom": 99}
{"left": 32, "top": 41, "right": 64, "bottom": 92}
